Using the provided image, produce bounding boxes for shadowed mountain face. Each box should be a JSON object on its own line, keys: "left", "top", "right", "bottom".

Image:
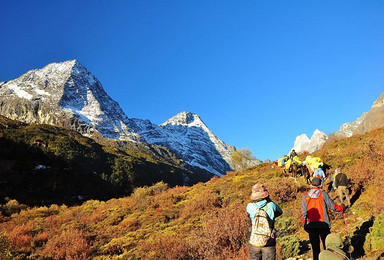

{"left": 0, "top": 60, "right": 237, "bottom": 176}
{"left": 0, "top": 115, "right": 214, "bottom": 205}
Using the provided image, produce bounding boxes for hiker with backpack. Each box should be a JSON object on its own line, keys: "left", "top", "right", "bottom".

{"left": 319, "top": 233, "right": 350, "bottom": 260}
{"left": 334, "top": 168, "right": 351, "bottom": 208}
{"left": 301, "top": 177, "right": 344, "bottom": 260}
{"left": 247, "top": 183, "right": 283, "bottom": 260}
{"left": 313, "top": 166, "right": 326, "bottom": 182}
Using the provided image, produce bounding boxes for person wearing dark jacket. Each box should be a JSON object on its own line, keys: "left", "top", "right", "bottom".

{"left": 334, "top": 168, "right": 351, "bottom": 207}
{"left": 301, "top": 177, "right": 344, "bottom": 260}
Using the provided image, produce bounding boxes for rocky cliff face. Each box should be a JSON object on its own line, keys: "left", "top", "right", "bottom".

{"left": 137, "top": 112, "right": 235, "bottom": 176}
{"left": 292, "top": 129, "right": 328, "bottom": 153}
{"left": 0, "top": 60, "right": 236, "bottom": 176}
{"left": 0, "top": 60, "right": 143, "bottom": 142}
{"left": 335, "top": 92, "right": 384, "bottom": 138}
{"left": 292, "top": 91, "right": 384, "bottom": 154}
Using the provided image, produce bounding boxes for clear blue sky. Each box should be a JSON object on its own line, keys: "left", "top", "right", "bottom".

{"left": 1, "top": 1, "right": 383, "bottom": 161}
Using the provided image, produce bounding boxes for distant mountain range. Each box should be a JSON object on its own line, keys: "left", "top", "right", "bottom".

{"left": 0, "top": 60, "right": 253, "bottom": 177}
{"left": 293, "top": 91, "right": 384, "bottom": 154}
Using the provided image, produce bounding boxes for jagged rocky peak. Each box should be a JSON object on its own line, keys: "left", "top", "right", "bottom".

{"left": 0, "top": 59, "right": 143, "bottom": 142}
{"left": 335, "top": 91, "right": 384, "bottom": 138}
{"left": 140, "top": 111, "right": 236, "bottom": 176}
{"left": 23, "top": 60, "right": 86, "bottom": 86}
{"left": 372, "top": 91, "right": 384, "bottom": 108}
{"left": 293, "top": 129, "right": 328, "bottom": 154}
{"left": 161, "top": 111, "right": 205, "bottom": 127}
{"left": 2, "top": 60, "right": 94, "bottom": 102}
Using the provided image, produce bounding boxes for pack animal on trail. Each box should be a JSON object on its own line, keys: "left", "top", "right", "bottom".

{"left": 301, "top": 165, "right": 311, "bottom": 184}
{"left": 285, "top": 156, "right": 303, "bottom": 178}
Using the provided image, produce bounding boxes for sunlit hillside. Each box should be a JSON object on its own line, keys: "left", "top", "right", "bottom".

{"left": 0, "top": 125, "right": 384, "bottom": 259}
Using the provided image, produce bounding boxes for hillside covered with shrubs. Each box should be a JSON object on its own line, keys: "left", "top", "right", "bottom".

{"left": 0, "top": 116, "right": 211, "bottom": 206}
{"left": 0, "top": 122, "right": 384, "bottom": 259}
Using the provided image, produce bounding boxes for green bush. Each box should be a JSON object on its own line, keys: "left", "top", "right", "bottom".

{"left": 364, "top": 213, "right": 384, "bottom": 252}
{"left": 277, "top": 235, "right": 301, "bottom": 259}
{"left": 275, "top": 214, "right": 298, "bottom": 236}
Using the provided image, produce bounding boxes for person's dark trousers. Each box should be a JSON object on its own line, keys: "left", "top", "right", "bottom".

{"left": 307, "top": 228, "right": 330, "bottom": 260}
{"left": 249, "top": 244, "right": 276, "bottom": 260}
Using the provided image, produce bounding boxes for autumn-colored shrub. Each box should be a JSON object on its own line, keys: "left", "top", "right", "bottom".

{"left": 140, "top": 232, "right": 189, "bottom": 259}
{"left": 33, "top": 232, "right": 49, "bottom": 248}
{"left": 189, "top": 202, "right": 249, "bottom": 259}
{"left": 131, "top": 181, "right": 169, "bottom": 211}
{"left": 1, "top": 200, "right": 27, "bottom": 216}
{"left": 41, "top": 227, "right": 91, "bottom": 260}
{"left": 266, "top": 178, "right": 297, "bottom": 203}
{"left": 180, "top": 187, "right": 221, "bottom": 219}
{"left": 347, "top": 159, "right": 378, "bottom": 188}
{"left": 7, "top": 221, "right": 34, "bottom": 253}
{"left": 0, "top": 233, "right": 10, "bottom": 259}
{"left": 370, "top": 176, "right": 384, "bottom": 215}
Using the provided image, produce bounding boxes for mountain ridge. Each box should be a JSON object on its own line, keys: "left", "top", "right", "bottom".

{"left": 0, "top": 60, "right": 238, "bottom": 176}
{"left": 292, "top": 90, "right": 384, "bottom": 154}
{"left": 335, "top": 91, "right": 384, "bottom": 137}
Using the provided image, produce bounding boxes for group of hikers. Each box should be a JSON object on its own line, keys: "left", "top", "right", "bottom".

{"left": 247, "top": 150, "right": 352, "bottom": 260}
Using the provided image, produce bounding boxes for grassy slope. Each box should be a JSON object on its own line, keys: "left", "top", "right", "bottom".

{"left": 0, "top": 124, "right": 384, "bottom": 259}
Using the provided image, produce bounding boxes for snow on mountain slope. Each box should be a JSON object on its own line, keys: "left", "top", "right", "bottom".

{"left": 136, "top": 112, "right": 235, "bottom": 176}
{"left": 0, "top": 60, "right": 143, "bottom": 142}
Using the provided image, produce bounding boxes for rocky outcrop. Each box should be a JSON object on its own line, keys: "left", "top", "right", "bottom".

{"left": 335, "top": 91, "right": 384, "bottom": 138}
{"left": 137, "top": 112, "right": 236, "bottom": 176}
{"left": 293, "top": 129, "right": 328, "bottom": 153}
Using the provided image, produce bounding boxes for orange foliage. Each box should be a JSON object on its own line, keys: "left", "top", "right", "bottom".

{"left": 189, "top": 202, "right": 249, "bottom": 259}
{"left": 140, "top": 233, "right": 189, "bottom": 259}
{"left": 8, "top": 221, "right": 34, "bottom": 252}
{"left": 41, "top": 227, "right": 91, "bottom": 260}
{"left": 180, "top": 187, "right": 221, "bottom": 219}
{"left": 34, "top": 232, "right": 49, "bottom": 247}
{"left": 2, "top": 128, "right": 384, "bottom": 259}
{"left": 266, "top": 178, "right": 297, "bottom": 203}
{"left": 371, "top": 175, "right": 384, "bottom": 215}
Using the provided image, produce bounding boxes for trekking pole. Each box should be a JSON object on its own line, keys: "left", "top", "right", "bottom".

{"left": 343, "top": 212, "right": 353, "bottom": 259}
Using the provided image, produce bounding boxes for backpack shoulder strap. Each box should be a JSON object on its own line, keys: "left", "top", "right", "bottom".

{"left": 252, "top": 202, "right": 269, "bottom": 211}
{"left": 326, "top": 248, "right": 349, "bottom": 260}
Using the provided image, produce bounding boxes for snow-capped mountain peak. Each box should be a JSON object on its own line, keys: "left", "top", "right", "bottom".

{"left": 137, "top": 111, "right": 236, "bottom": 176}
{"left": 161, "top": 111, "right": 205, "bottom": 128}
{"left": 0, "top": 60, "right": 143, "bottom": 142}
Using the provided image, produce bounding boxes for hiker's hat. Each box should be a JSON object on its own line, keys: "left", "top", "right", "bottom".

{"left": 325, "top": 233, "right": 343, "bottom": 248}
{"left": 250, "top": 183, "right": 269, "bottom": 201}
{"left": 311, "top": 177, "right": 322, "bottom": 187}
